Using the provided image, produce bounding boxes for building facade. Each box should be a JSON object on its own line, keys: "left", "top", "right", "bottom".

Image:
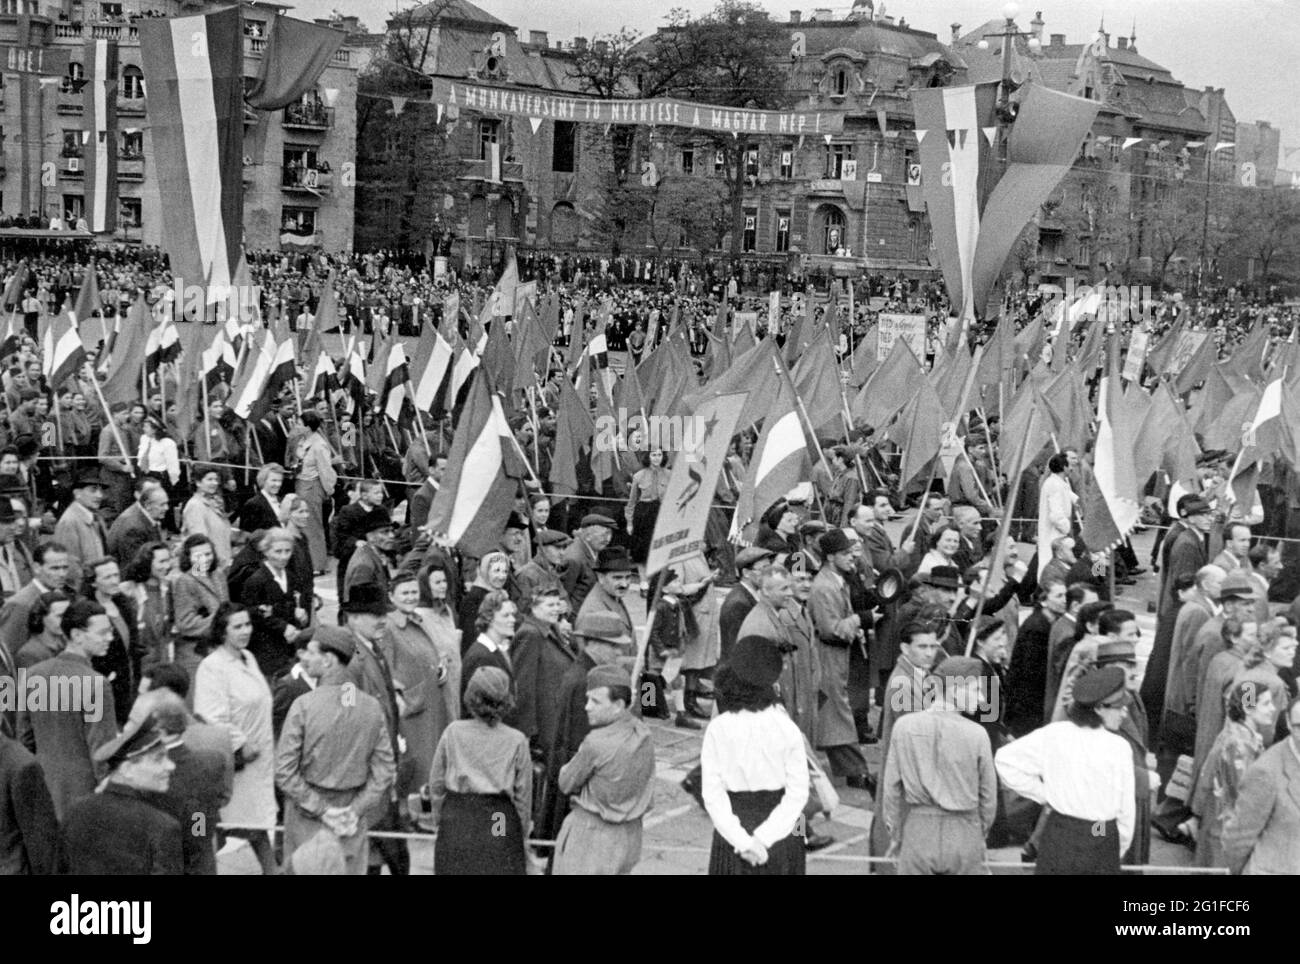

{"left": 0, "top": 0, "right": 358, "bottom": 250}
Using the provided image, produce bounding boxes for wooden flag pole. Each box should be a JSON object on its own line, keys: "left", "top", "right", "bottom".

{"left": 200, "top": 370, "right": 213, "bottom": 464}
{"left": 89, "top": 375, "right": 135, "bottom": 476}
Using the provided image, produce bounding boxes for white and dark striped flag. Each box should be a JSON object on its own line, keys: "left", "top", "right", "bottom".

{"left": 83, "top": 38, "right": 118, "bottom": 233}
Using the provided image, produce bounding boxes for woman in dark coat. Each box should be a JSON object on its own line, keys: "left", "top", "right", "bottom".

{"left": 242, "top": 528, "right": 311, "bottom": 681}
{"left": 754, "top": 501, "right": 802, "bottom": 559}
{"left": 83, "top": 556, "right": 141, "bottom": 726}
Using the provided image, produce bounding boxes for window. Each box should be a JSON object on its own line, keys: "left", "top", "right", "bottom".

{"left": 478, "top": 119, "right": 500, "bottom": 161}
{"left": 281, "top": 206, "right": 316, "bottom": 236}
{"left": 119, "top": 129, "right": 143, "bottom": 158}
{"left": 819, "top": 205, "right": 845, "bottom": 254}
{"left": 779, "top": 146, "right": 793, "bottom": 179}
{"left": 742, "top": 209, "right": 757, "bottom": 251}
{"left": 681, "top": 147, "right": 694, "bottom": 174}
{"left": 775, "top": 210, "right": 791, "bottom": 252}
{"left": 283, "top": 145, "right": 319, "bottom": 187}
{"left": 63, "top": 194, "right": 84, "bottom": 220}
{"left": 714, "top": 149, "right": 725, "bottom": 174}
{"left": 551, "top": 120, "right": 576, "bottom": 173}
{"left": 826, "top": 142, "right": 853, "bottom": 179}
{"left": 1109, "top": 140, "right": 1121, "bottom": 163}
{"left": 468, "top": 195, "right": 488, "bottom": 237}
{"left": 744, "top": 148, "right": 759, "bottom": 178}
{"left": 119, "top": 197, "right": 141, "bottom": 228}
{"left": 835, "top": 69, "right": 848, "bottom": 96}
{"left": 612, "top": 127, "right": 634, "bottom": 183}
{"left": 1077, "top": 239, "right": 1091, "bottom": 264}
{"left": 495, "top": 197, "right": 516, "bottom": 239}
{"left": 121, "top": 66, "right": 144, "bottom": 100}
{"left": 100, "top": 2, "right": 122, "bottom": 18}
{"left": 1078, "top": 184, "right": 1092, "bottom": 211}
{"left": 62, "top": 129, "right": 82, "bottom": 157}
{"left": 62, "top": 62, "right": 85, "bottom": 94}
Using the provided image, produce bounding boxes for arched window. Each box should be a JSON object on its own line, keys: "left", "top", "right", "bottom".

{"left": 550, "top": 202, "right": 578, "bottom": 247}
{"left": 819, "top": 204, "right": 846, "bottom": 254}
{"left": 121, "top": 65, "right": 144, "bottom": 100}
{"left": 835, "top": 69, "right": 848, "bottom": 96}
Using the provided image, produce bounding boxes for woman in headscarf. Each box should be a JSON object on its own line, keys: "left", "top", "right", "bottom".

{"left": 428, "top": 665, "right": 532, "bottom": 876}
{"left": 456, "top": 551, "right": 511, "bottom": 653}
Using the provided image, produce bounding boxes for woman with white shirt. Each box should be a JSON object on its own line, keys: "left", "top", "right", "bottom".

{"left": 701, "top": 635, "right": 809, "bottom": 875}
{"left": 995, "top": 664, "right": 1136, "bottom": 874}
{"left": 917, "top": 525, "right": 962, "bottom": 576}
{"left": 137, "top": 416, "right": 180, "bottom": 530}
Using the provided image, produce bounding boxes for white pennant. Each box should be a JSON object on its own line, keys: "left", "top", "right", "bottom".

{"left": 529, "top": 116, "right": 542, "bottom": 134}
{"left": 393, "top": 96, "right": 408, "bottom": 116}
{"left": 914, "top": 129, "right": 927, "bottom": 143}
{"left": 823, "top": 133, "right": 833, "bottom": 145}
{"left": 982, "top": 126, "right": 997, "bottom": 146}
{"left": 1122, "top": 137, "right": 1143, "bottom": 150}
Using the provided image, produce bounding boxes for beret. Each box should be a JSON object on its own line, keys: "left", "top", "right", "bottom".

{"left": 1072, "top": 665, "right": 1127, "bottom": 708}
{"left": 586, "top": 663, "right": 632, "bottom": 693}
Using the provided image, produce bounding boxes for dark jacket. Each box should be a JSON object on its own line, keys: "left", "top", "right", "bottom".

{"left": 236, "top": 492, "right": 280, "bottom": 534}
{"left": 460, "top": 640, "right": 514, "bottom": 720}
{"left": 511, "top": 615, "right": 576, "bottom": 760}
{"left": 107, "top": 502, "right": 164, "bottom": 572}
{"left": 1003, "top": 607, "right": 1056, "bottom": 738}
{"left": 62, "top": 783, "right": 184, "bottom": 875}
{"left": 0, "top": 733, "right": 62, "bottom": 874}
{"left": 244, "top": 564, "right": 307, "bottom": 681}
{"left": 718, "top": 583, "right": 759, "bottom": 665}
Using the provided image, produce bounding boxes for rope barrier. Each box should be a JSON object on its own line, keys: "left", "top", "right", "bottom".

{"left": 215, "top": 823, "right": 1229, "bottom": 872}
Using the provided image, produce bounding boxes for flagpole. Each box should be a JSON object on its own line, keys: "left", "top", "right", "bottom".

{"left": 977, "top": 403, "right": 1004, "bottom": 510}
{"left": 201, "top": 369, "right": 213, "bottom": 464}
{"left": 90, "top": 375, "right": 135, "bottom": 477}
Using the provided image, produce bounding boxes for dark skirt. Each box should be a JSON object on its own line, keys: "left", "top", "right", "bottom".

{"left": 1035, "top": 812, "right": 1121, "bottom": 875}
{"left": 630, "top": 500, "right": 660, "bottom": 564}
{"left": 434, "top": 791, "right": 526, "bottom": 876}
{"left": 708, "top": 789, "right": 806, "bottom": 876}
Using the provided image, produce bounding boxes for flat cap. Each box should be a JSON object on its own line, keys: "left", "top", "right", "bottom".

{"left": 579, "top": 513, "right": 617, "bottom": 529}
{"left": 735, "top": 546, "right": 775, "bottom": 571}
{"left": 1094, "top": 640, "right": 1138, "bottom": 665}
{"left": 314, "top": 626, "right": 355, "bottom": 662}
{"left": 573, "top": 611, "right": 632, "bottom": 647}
{"left": 535, "top": 528, "right": 572, "bottom": 547}
{"left": 1218, "top": 570, "right": 1257, "bottom": 600}
{"left": 586, "top": 663, "right": 632, "bottom": 693}
{"left": 931, "top": 655, "right": 983, "bottom": 679}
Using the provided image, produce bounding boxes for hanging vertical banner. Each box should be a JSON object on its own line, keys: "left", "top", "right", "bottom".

{"left": 140, "top": 8, "right": 244, "bottom": 306}
{"left": 83, "top": 38, "right": 118, "bottom": 233}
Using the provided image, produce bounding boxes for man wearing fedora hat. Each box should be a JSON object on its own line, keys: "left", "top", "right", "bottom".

{"left": 1159, "top": 495, "right": 1213, "bottom": 619}
{"left": 342, "top": 511, "right": 397, "bottom": 603}
{"left": 62, "top": 722, "right": 183, "bottom": 875}
{"left": 339, "top": 584, "right": 408, "bottom": 875}
{"left": 575, "top": 546, "right": 636, "bottom": 644}
{"left": 561, "top": 514, "right": 615, "bottom": 611}
{"left": 1092, "top": 631, "right": 1153, "bottom": 865}
{"left": 809, "top": 528, "right": 872, "bottom": 790}
{"left": 53, "top": 469, "right": 110, "bottom": 587}
{"left": 276, "top": 627, "right": 396, "bottom": 875}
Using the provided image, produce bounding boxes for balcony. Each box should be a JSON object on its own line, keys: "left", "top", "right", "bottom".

{"left": 57, "top": 87, "right": 84, "bottom": 114}
{"left": 53, "top": 21, "right": 140, "bottom": 43}
{"left": 282, "top": 166, "right": 333, "bottom": 194}
{"left": 60, "top": 144, "right": 84, "bottom": 159}
{"left": 117, "top": 94, "right": 145, "bottom": 116}
{"left": 459, "top": 157, "right": 525, "bottom": 182}
{"left": 245, "top": 37, "right": 267, "bottom": 56}
{"left": 282, "top": 103, "right": 333, "bottom": 130}
{"left": 118, "top": 153, "right": 144, "bottom": 181}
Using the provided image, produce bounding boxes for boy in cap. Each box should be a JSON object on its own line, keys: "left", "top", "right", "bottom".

{"left": 62, "top": 722, "right": 183, "bottom": 875}
{"left": 551, "top": 664, "right": 655, "bottom": 875}
{"left": 275, "top": 627, "right": 396, "bottom": 875}
{"left": 880, "top": 655, "right": 997, "bottom": 874}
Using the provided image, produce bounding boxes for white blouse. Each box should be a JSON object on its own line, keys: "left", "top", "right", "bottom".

{"left": 995, "top": 720, "right": 1135, "bottom": 855}
{"left": 137, "top": 435, "right": 181, "bottom": 485}
{"left": 701, "top": 706, "right": 809, "bottom": 852}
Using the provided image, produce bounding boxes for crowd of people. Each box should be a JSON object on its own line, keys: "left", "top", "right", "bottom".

{"left": 0, "top": 235, "right": 1299, "bottom": 877}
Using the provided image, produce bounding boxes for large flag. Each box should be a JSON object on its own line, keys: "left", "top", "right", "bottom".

{"left": 1084, "top": 336, "right": 1143, "bottom": 551}
{"left": 382, "top": 343, "right": 411, "bottom": 422}
{"left": 43, "top": 310, "right": 87, "bottom": 390}
{"left": 645, "top": 392, "right": 749, "bottom": 576}
{"left": 1, "top": 259, "right": 28, "bottom": 312}
{"left": 549, "top": 372, "right": 595, "bottom": 497}
{"left": 732, "top": 378, "right": 810, "bottom": 540}
{"left": 144, "top": 317, "right": 181, "bottom": 375}
{"left": 791, "top": 326, "right": 843, "bottom": 436}
{"left": 426, "top": 373, "right": 528, "bottom": 557}
{"left": 140, "top": 8, "right": 243, "bottom": 304}
{"left": 83, "top": 38, "right": 118, "bottom": 233}
{"left": 1226, "top": 376, "right": 1290, "bottom": 507}
{"left": 100, "top": 296, "right": 149, "bottom": 408}
{"left": 850, "top": 337, "right": 923, "bottom": 429}
{"left": 1134, "top": 381, "right": 1199, "bottom": 493}
{"left": 913, "top": 82, "right": 1099, "bottom": 325}
{"left": 888, "top": 379, "right": 945, "bottom": 491}
{"left": 410, "top": 316, "right": 455, "bottom": 416}
{"left": 244, "top": 16, "right": 344, "bottom": 110}
{"left": 247, "top": 337, "right": 297, "bottom": 424}
{"left": 231, "top": 330, "right": 277, "bottom": 420}
{"left": 681, "top": 337, "right": 779, "bottom": 433}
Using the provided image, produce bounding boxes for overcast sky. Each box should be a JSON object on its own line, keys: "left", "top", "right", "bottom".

{"left": 294, "top": 0, "right": 1299, "bottom": 165}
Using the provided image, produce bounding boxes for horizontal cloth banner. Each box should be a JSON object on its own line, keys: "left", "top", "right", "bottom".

{"left": 430, "top": 77, "right": 846, "bottom": 135}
